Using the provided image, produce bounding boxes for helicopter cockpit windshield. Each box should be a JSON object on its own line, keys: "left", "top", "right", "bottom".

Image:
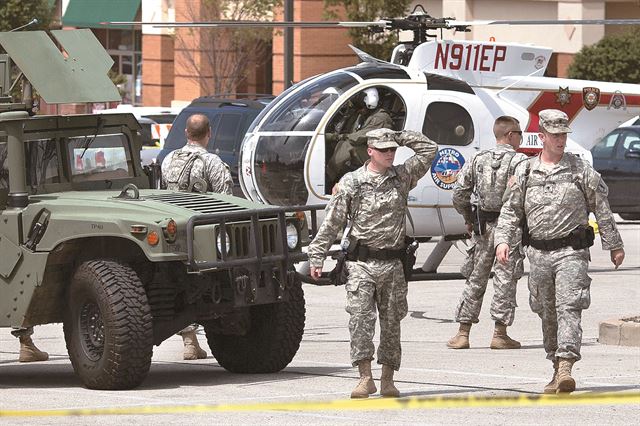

{"left": 249, "top": 72, "right": 359, "bottom": 205}
{"left": 260, "top": 73, "right": 359, "bottom": 132}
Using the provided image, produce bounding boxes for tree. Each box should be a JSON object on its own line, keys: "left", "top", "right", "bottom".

{"left": 0, "top": 0, "right": 53, "bottom": 33}
{"left": 567, "top": 28, "right": 640, "bottom": 84}
{"left": 323, "top": 0, "right": 412, "bottom": 61}
{"left": 176, "top": 0, "right": 281, "bottom": 96}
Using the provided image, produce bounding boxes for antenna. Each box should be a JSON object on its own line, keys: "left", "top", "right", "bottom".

{"left": 9, "top": 18, "right": 38, "bottom": 32}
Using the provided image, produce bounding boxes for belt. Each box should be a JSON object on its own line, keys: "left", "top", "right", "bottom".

{"left": 347, "top": 245, "right": 404, "bottom": 262}
{"left": 529, "top": 235, "right": 573, "bottom": 251}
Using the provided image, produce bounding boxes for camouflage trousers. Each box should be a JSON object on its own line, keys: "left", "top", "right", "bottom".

{"left": 527, "top": 246, "right": 591, "bottom": 361}
{"left": 455, "top": 221, "right": 523, "bottom": 325}
{"left": 345, "top": 258, "right": 408, "bottom": 371}
{"left": 11, "top": 327, "right": 34, "bottom": 338}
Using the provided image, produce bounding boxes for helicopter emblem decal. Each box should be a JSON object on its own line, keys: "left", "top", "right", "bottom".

{"left": 555, "top": 86, "right": 572, "bottom": 106}
{"left": 430, "top": 148, "right": 465, "bottom": 190}
{"left": 582, "top": 87, "right": 601, "bottom": 111}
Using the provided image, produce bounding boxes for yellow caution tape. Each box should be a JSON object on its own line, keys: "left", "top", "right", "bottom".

{"left": 1, "top": 392, "right": 638, "bottom": 417}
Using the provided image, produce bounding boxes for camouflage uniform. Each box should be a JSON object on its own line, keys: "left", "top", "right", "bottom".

{"left": 162, "top": 142, "right": 232, "bottom": 343}
{"left": 161, "top": 143, "right": 233, "bottom": 195}
{"left": 495, "top": 154, "right": 623, "bottom": 361}
{"left": 309, "top": 130, "right": 437, "bottom": 370}
{"left": 326, "top": 108, "right": 394, "bottom": 185}
{"left": 452, "top": 144, "right": 528, "bottom": 326}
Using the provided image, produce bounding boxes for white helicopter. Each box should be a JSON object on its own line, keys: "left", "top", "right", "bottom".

{"left": 118, "top": 8, "right": 640, "bottom": 277}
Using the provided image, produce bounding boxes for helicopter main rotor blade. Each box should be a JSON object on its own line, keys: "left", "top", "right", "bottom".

{"left": 104, "top": 20, "right": 388, "bottom": 28}
{"left": 449, "top": 18, "right": 640, "bottom": 27}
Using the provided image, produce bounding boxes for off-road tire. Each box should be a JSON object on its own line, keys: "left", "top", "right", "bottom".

{"left": 204, "top": 277, "right": 306, "bottom": 373}
{"left": 63, "top": 260, "right": 153, "bottom": 390}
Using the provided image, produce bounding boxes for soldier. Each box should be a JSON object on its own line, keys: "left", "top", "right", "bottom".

{"left": 161, "top": 113, "right": 233, "bottom": 195}
{"left": 161, "top": 113, "right": 233, "bottom": 360}
{"left": 326, "top": 88, "right": 394, "bottom": 188}
{"left": 309, "top": 128, "right": 438, "bottom": 398}
{"left": 11, "top": 327, "right": 49, "bottom": 362}
{"left": 448, "top": 116, "right": 528, "bottom": 350}
{"left": 495, "top": 109, "right": 625, "bottom": 394}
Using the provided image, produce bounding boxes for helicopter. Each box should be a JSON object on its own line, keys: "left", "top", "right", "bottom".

{"left": 114, "top": 7, "right": 640, "bottom": 277}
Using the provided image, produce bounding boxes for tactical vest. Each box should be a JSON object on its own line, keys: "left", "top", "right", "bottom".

{"left": 472, "top": 150, "right": 523, "bottom": 212}
{"left": 164, "top": 150, "right": 207, "bottom": 193}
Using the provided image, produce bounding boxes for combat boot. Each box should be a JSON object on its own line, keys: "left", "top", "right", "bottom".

{"left": 490, "top": 322, "right": 521, "bottom": 349}
{"left": 447, "top": 323, "right": 471, "bottom": 349}
{"left": 543, "top": 359, "right": 559, "bottom": 394}
{"left": 557, "top": 358, "right": 576, "bottom": 393}
{"left": 350, "top": 360, "right": 377, "bottom": 398}
{"left": 181, "top": 330, "right": 207, "bottom": 360}
{"left": 380, "top": 365, "right": 400, "bottom": 398}
{"left": 19, "top": 336, "right": 49, "bottom": 362}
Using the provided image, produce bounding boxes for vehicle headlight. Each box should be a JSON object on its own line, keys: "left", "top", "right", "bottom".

{"left": 216, "top": 230, "right": 232, "bottom": 255}
{"left": 286, "top": 223, "right": 299, "bottom": 249}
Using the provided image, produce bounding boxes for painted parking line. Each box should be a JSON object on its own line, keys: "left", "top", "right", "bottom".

{"left": 1, "top": 392, "right": 638, "bottom": 417}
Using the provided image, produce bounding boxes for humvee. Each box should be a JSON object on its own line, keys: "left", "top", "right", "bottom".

{"left": 0, "top": 30, "right": 321, "bottom": 390}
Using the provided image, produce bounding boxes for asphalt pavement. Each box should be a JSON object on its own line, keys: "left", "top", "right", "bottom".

{"left": 1, "top": 219, "right": 638, "bottom": 424}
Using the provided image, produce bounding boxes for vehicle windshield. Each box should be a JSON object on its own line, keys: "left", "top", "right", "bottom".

{"left": 259, "top": 72, "right": 359, "bottom": 132}
{"left": 67, "top": 134, "right": 134, "bottom": 182}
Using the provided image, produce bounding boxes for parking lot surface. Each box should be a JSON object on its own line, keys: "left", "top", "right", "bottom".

{"left": 1, "top": 220, "right": 638, "bottom": 424}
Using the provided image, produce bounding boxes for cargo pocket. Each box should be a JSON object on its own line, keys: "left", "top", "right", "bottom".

{"left": 512, "top": 246, "right": 525, "bottom": 280}
{"left": 344, "top": 262, "right": 359, "bottom": 292}
{"left": 460, "top": 242, "right": 476, "bottom": 279}
{"left": 572, "top": 275, "right": 592, "bottom": 309}
{"left": 393, "top": 266, "right": 409, "bottom": 320}
{"left": 528, "top": 276, "right": 543, "bottom": 314}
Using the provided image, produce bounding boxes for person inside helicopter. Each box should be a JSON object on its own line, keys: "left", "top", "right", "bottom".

{"left": 325, "top": 87, "right": 396, "bottom": 191}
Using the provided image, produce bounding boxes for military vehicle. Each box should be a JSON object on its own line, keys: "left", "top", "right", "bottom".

{"left": 0, "top": 30, "right": 320, "bottom": 390}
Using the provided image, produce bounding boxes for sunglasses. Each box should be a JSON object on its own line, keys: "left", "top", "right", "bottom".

{"left": 372, "top": 147, "right": 397, "bottom": 153}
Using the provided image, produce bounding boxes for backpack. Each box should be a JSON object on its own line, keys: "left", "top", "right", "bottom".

{"left": 473, "top": 150, "right": 523, "bottom": 212}
{"left": 164, "top": 150, "right": 207, "bottom": 193}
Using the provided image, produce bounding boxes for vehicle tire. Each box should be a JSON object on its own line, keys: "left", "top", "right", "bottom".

{"left": 619, "top": 213, "right": 640, "bottom": 221}
{"left": 204, "top": 276, "right": 306, "bottom": 373}
{"left": 63, "top": 260, "right": 153, "bottom": 390}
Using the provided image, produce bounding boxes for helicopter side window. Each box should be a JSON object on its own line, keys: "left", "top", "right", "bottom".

{"left": 324, "top": 87, "right": 406, "bottom": 193}
{"left": 423, "top": 102, "right": 474, "bottom": 146}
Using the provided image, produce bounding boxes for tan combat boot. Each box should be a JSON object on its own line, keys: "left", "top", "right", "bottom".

{"left": 380, "top": 365, "right": 400, "bottom": 398}
{"left": 350, "top": 360, "right": 377, "bottom": 398}
{"left": 181, "top": 330, "right": 207, "bottom": 360}
{"left": 447, "top": 323, "right": 471, "bottom": 349}
{"left": 557, "top": 358, "right": 576, "bottom": 393}
{"left": 19, "top": 336, "right": 49, "bottom": 362}
{"left": 544, "top": 359, "right": 559, "bottom": 394}
{"left": 490, "top": 322, "right": 521, "bottom": 349}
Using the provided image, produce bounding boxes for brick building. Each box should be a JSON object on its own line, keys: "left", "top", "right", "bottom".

{"left": 54, "top": 0, "right": 640, "bottom": 108}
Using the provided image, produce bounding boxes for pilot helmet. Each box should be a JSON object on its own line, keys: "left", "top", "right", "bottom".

{"left": 363, "top": 87, "right": 379, "bottom": 110}
{"left": 321, "top": 87, "right": 341, "bottom": 102}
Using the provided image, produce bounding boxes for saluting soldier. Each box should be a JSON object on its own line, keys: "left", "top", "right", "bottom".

{"left": 309, "top": 128, "right": 438, "bottom": 398}
{"left": 495, "top": 109, "right": 625, "bottom": 394}
{"left": 448, "top": 116, "right": 528, "bottom": 350}
{"left": 161, "top": 113, "right": 233, "bottom": 360}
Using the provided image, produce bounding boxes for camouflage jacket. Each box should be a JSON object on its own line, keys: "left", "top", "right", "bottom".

{"left": 308, "top": 130, "right": 438, "bottom": 267}
{"left": 495, "top": 153, "right": 623, "bottom": 250}
{"left": 161, "top": 143, "right": 233, "bottom": 195}
{"left": 452, "top": 144, "right": 528, "bottom": 224}
{"left": 343, "top": 108, "right": 394, "bottom": 145}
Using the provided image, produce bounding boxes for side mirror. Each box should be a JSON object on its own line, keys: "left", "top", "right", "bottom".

{"left": 625, "top": 142, "right": 640, "bottom": 158}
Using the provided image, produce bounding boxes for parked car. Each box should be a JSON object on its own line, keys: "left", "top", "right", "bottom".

{"left": 591, "top": 125, "right": 640, "bottom": 220}
{"left": 158, "top": 97, "right": 273, "bottom": 197}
